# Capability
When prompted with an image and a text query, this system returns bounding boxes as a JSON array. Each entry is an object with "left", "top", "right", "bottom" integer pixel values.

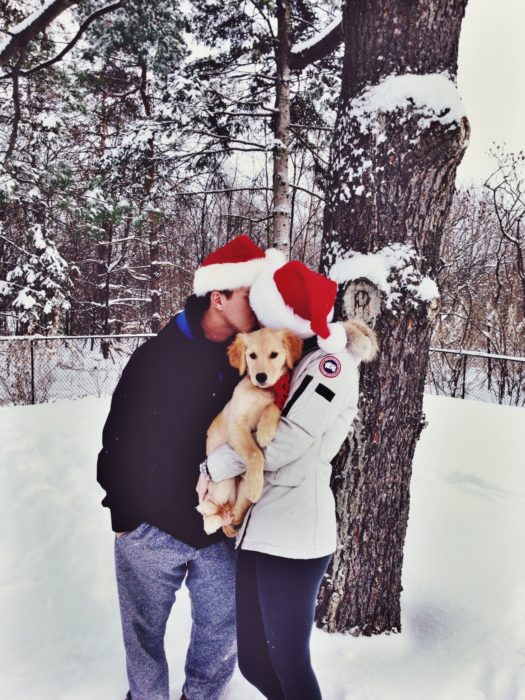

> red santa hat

[
  {"left": 193, "top": 234, "right": 284, "bottom": 296},
  {"left": 249, "top": 260, "right": 348, "bottom": 353}
]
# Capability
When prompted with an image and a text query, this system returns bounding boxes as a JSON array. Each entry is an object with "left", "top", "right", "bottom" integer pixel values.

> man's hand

[{"left": 196, "top": 472, "right": 210, "bottom": 505}]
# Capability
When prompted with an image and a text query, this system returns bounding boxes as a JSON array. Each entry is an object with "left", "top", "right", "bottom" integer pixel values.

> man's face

[{"left": 220, "top": 287, "right": 258, "bottom": 334}]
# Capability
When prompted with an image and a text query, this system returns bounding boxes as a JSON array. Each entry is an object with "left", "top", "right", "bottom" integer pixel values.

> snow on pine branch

[
  {"left": 329, "top": 242, "right": 440, "bottom": 314},
  {"left": 0, "top": 223, "right": 73, "bottom": 332},
  {"left": 345, "top": 73, "right": 466, "bottom": 135}
]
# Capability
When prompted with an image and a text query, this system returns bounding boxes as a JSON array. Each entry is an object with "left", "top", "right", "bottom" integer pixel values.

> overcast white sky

[{"left": 457, "top": 0, "right": 525, "bottom": 185}]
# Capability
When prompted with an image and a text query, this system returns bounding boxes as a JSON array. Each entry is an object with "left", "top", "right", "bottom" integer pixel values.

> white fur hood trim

[{"left": 342, "top": 319, "right": 379, "bottom": 363}]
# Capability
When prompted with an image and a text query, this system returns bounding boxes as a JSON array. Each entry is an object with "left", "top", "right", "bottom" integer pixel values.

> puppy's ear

[
  {"left": 282, "top": 331, "right": 303, "bottom": 369},
  {"left": 227, "top": 334, "right": 247, "bottom": 375}
]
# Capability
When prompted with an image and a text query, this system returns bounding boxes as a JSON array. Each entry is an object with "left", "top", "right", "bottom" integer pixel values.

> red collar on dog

[{"left": 266, "top": 371, "right": 291, "bottom": 411}]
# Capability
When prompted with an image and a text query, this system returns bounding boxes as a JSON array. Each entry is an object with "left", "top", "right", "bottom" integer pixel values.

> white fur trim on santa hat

[
  {"left": 194, "top": 257, "right": 264, "bottom": 296},
  {"left": 250, "top": 266, "right": 330, "bottom": 339},
  {"left": 193, "top": 248, "right": 285, "bottom": 296},
  {"left": 317, "top": 322, "right": 348, "bottom": 353}
]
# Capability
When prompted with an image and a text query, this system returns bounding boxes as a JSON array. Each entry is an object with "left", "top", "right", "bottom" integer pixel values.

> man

[{"left": 97, "top": 235, "right": 282, "bottom": 700}]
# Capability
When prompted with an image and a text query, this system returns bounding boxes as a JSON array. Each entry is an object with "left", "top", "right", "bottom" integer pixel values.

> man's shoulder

[{"left": 121, "top": 319, "right": 179, "bottom": 372}]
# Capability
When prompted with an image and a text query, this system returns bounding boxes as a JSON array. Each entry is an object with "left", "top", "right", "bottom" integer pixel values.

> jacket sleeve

[
  {"left": 207, "top": 351, "right": 358, "bottom": 481},
  {"left": 96, "top": 345, "right": 151, "bottom": 532}
]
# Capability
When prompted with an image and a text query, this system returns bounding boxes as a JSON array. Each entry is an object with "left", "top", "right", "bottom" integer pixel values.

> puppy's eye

[
  {"left": 269, "top": 351, "right": 278, "bottom": 359},
  {"left": 249, "top": 352, "right": 257, "bottom": 359}
]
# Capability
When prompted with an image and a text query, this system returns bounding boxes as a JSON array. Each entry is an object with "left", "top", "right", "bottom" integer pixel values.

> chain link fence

[
  {"left": 0, "top": 334, "right": 153, "bottom": 406},
  {"left": 1, "top": 335, "right": 524, "bottom": 407},
  {"left": 426, "top": 347, "right": 525, "bottom": 406}
]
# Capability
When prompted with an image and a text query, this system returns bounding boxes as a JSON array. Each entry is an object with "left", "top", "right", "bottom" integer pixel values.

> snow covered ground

[{"left": 1, "top": 394, "right": 524, "bottom": 700}]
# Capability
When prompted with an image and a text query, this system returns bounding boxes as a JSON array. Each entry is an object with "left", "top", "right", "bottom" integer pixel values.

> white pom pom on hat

[
  {"left": 193, "top": 234, "right": 285, "bottom": 296},
  {"left": 249, "top": 260, "right": 347, "bottom": 352}
]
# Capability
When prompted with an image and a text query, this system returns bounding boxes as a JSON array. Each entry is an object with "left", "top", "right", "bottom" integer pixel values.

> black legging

[{"left": 236, "top": 548, "right": 331, "bottom": 700}]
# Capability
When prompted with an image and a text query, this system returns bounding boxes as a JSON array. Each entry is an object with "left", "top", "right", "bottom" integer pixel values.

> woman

[{"left": 199, "top": 260, "right": 379, "bottom": 699}]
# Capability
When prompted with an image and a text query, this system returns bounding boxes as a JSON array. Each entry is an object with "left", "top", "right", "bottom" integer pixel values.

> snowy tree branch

[
  {"left": 289, "top": 182, "right": 324, "bottom": 201},
  {"left": 191, "top": 130, "right": 267, "bottom": 150},
  {"left": 289, "top": 15, "right": 343, "bottom": 71},
  {"left": 171, "top": 187, "right": 272, "bottom": 197},
  {"left": 0, "top": 0, "right": 82, "bottom": 68},
  {"left": 2, "top": 52, "right": 24, "bottom": 166},
  {"left": 0, "top": 232, "right": 32, "bottom": 257},
  {"left": 18, "top": 1, "right": 128, "bottom": 77}
]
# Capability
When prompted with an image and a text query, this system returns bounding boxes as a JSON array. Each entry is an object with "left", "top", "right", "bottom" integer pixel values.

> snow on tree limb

[
  {"left": 0, "top": 0, "right": 82, "bottom": 67},
  {"left": 19, "top": 1, "right": 128, "bottom": 77},
  {"left": 290, "top": 14, "right": 343, "bottom": 71}
]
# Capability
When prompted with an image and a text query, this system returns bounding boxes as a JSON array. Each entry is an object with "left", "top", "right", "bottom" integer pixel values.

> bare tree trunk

[
  {"left": 272, "top": 0, "right": 291, "bottom": 257},
  {"left": 139, "top": 61, "right": 161, "bottom": 334},
  {"left": 316, "top": 0, "right": 470, "bottom": 635},
  {"left": 485, "top": 152, "right": 525, "bottom": 322},
  {"left": 148, "top": 201, "right": 161, "bottom": 334},
  {"left": 96, "top": 222, "right": 113, "bottom": 338}
]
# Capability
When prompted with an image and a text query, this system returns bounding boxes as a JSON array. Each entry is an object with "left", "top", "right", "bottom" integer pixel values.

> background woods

[
  {"left": 0, "top": 0, "right": 341, "bottom": 335},
  {"left": 1, "top": 0, "right": 524, "bottom": 641}
]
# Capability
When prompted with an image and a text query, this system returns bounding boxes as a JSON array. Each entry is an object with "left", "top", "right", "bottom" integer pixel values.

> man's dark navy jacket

[{"left": 96, "top": 295, "right": 239, "bottom": 549}]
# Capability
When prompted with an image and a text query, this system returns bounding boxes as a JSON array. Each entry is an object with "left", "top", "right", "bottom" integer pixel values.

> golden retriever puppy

[{"left": 197, "top": 328, "right": 303, "bottom": 537}]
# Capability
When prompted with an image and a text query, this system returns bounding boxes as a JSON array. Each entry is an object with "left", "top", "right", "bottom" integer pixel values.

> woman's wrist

[{"left": 199, "top": 457, "right": 212, "bottom": 480}]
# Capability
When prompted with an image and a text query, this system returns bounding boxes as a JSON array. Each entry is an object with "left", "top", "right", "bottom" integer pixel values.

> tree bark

[
  {"left": 316, "top": 0, "right": 470, "bottom": 635},
  {"left": 272, "top": 0, "right": 292, "bottom": 256}
]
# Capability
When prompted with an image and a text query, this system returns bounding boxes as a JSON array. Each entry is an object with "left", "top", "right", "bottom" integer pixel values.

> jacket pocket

[{"left": 265, "top": 462, "right": 307, "bottom": 487}]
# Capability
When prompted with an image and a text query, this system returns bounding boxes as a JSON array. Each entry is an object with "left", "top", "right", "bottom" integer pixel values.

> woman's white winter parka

[{"left": 206, "top": 319, "right": 378, "bottom": 559}]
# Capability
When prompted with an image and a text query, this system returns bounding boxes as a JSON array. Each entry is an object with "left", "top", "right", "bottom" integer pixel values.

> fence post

[
  {"left": 30, "top": 339, "right": 35, "bottom": 405},
  {"left": 461, "top": 352, "right": 467, "bottom": 400}
]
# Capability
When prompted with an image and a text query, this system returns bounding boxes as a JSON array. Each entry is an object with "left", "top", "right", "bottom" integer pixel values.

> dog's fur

[{"left": 197, "top": 328, "right": 303, "bottom": 537}]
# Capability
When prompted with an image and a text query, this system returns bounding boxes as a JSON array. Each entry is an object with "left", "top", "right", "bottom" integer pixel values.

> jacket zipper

[{"left": 237, "top": 504, "right": 254, "bottom": 549}]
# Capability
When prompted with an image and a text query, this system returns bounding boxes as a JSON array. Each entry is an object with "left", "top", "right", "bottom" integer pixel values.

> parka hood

[{"left": 342, "top": 319, "right": 379, "bottom": 363}]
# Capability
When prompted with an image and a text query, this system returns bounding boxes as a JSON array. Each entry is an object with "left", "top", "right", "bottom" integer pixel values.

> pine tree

[{"left": 0, "top": 222, "right": 73, "bottom": 334}]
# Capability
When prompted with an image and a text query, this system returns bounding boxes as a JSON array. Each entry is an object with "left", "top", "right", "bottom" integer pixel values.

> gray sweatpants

[{"left": 114, "top": 522, "right": 237, "bottom": 700}]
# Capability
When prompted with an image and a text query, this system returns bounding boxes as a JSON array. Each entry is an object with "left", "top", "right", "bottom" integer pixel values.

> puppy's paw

[
  {"left": 203, "top": 514, "right": 224, "bottom": 535},
  {"left": 246, "top": 470, "right": 264, "bottom": 503},
  {"left": 223, "top": 523, "right": 241, "bottom": 538},
  {"left": 256, "top": 423, "right": 277, "bottom": 448},
  {"left": 196, "top": 500, "right": 219, "bottom": 516}
]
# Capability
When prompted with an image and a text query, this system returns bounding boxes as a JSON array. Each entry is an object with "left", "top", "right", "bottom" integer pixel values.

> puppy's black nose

[{"left": 255, "top": 373, "right": 267, "bottom": 384}]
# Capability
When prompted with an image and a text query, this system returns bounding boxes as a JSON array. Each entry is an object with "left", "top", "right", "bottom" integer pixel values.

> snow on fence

[{"left": 0, "top": 335, "right": 524, "bottom": 407}]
